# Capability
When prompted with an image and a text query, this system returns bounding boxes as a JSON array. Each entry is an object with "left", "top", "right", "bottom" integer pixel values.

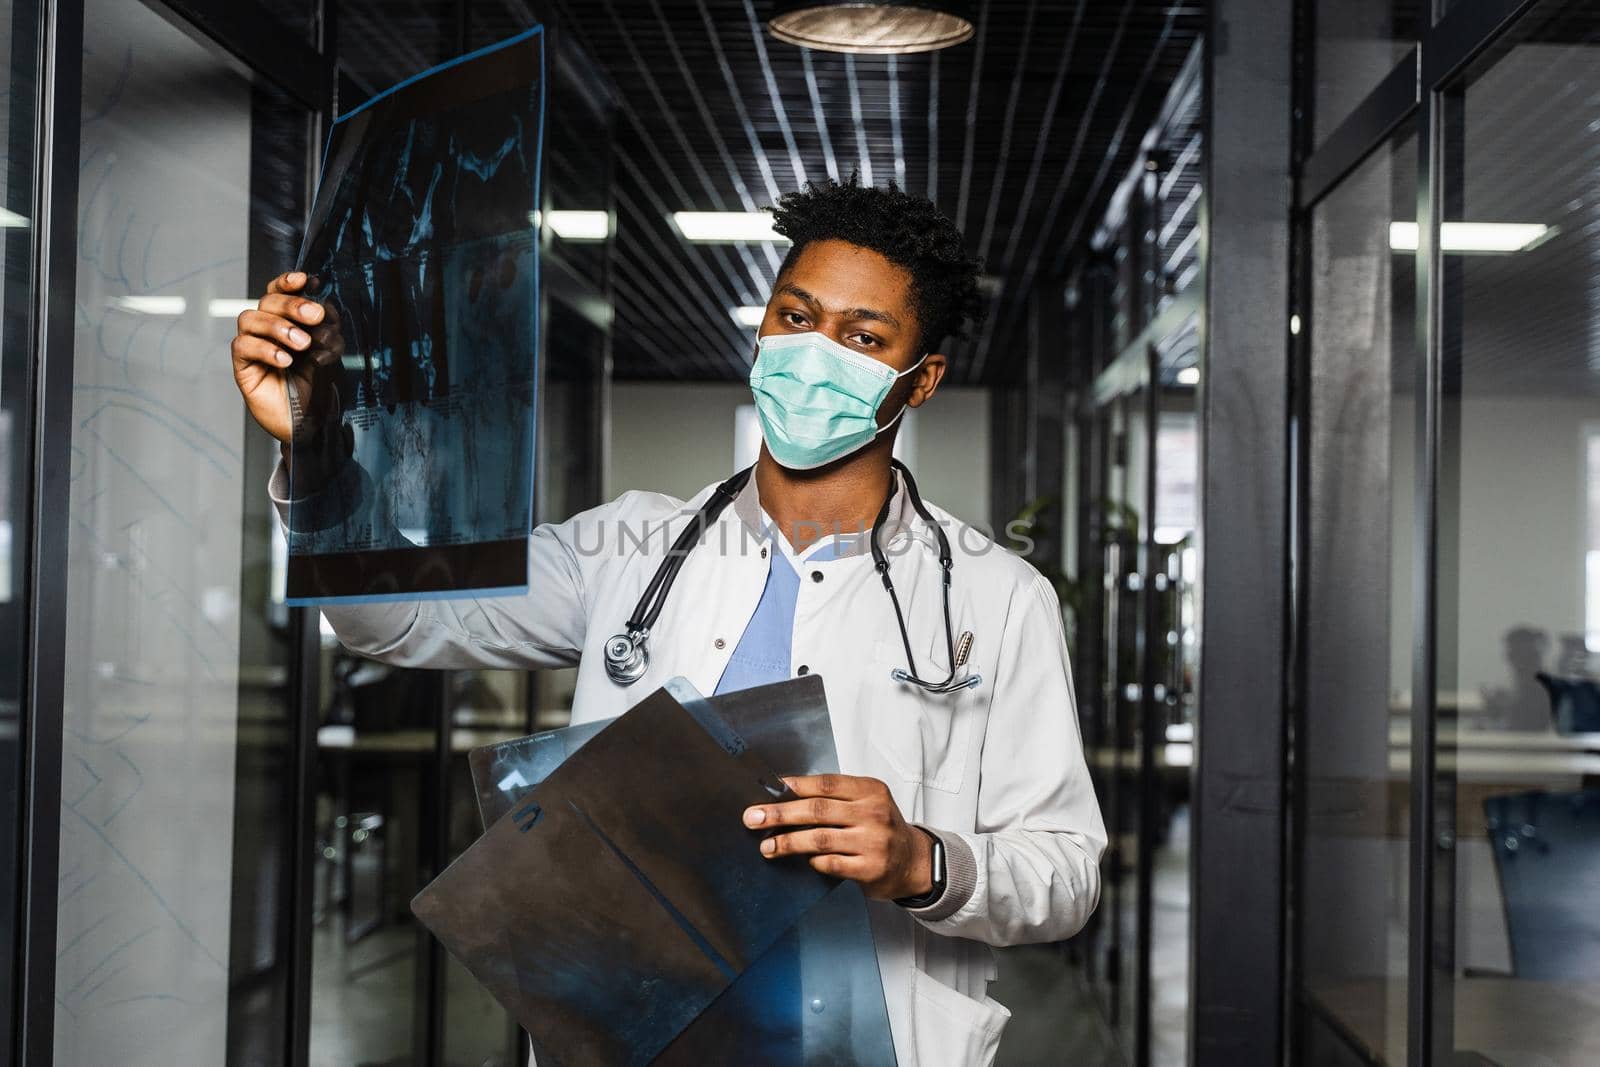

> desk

[
  {"left": 317, "top": 724, "right": 527, "bottom": 754},
  {"left": 1310, "top": 977, "right": 1600, "bottom": 1066}
]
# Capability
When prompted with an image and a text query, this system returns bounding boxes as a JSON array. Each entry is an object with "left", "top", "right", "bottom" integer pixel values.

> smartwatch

[{"left": 894, "top": 828, "right": 946, "bottom": 909}]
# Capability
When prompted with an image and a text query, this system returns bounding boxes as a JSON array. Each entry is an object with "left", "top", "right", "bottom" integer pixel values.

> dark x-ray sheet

[
  {"left": 465, "top": 676, "right": 898, "bottom": 1066},
  {"left": 469, "top": 675, "right": 837, "bottom": 827},
  {"left": 285, "top": 26, "right": 545, "bottom": 604},
  {"left": 413, "top": 686, "right": 840, "bottom": 1065}
]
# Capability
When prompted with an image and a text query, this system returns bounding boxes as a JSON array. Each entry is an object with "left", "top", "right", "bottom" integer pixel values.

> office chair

[
  {"left": 1483, "top": 789, "right": 1600, "bottom": 981},
  {"left": 1535, "top": 672, "right": 1600, "bottom": 735}
]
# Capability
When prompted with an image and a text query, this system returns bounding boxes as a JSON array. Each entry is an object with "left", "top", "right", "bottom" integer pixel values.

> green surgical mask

[{"left": 749, "top": 331, "right": 926, "bottom": 471}]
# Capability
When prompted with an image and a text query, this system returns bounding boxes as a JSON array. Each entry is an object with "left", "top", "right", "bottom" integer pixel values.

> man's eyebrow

[{"left": 774, "top": 283, "right": 903, "bottom": 330}]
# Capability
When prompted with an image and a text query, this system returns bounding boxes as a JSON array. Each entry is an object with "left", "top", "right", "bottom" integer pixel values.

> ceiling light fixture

[
  {"left": 209, "top": 298, "right": 258, "bottom": 319},
  {"left": 768, "top": 1, "right": 974, "bottom": 54},
  {"left": 1388, "top": 221, "right": 1553, "bottom": 254},
  {"left": 732, "top": 306, "right": 768, "bottom": 328},
  {"left": 672, "top": 211, "right": 789, "bottom": 244},
  {"left": 0, "top": 208, "right": 29, "bottom": 228},
  {"left": 1176, "top": 366, "right": 1200, "bottom": 387},
  {"left": 528, "top": 210, "right": 613, "bottom": 241},
  {"left": 108, "top": 295, "right": 186, "bottom": 315}
]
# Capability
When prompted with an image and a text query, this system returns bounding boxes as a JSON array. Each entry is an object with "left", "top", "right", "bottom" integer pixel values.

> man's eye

[
  {"left": 848, "top": 333, "right": 880, "bottom": 349},
  {"left": 782, "top": 310, "right": 809, "bottom": 327}
]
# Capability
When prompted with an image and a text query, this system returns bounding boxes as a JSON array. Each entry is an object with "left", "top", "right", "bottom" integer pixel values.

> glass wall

[
  {"left": 1433, "top": 6, "right": 1600, "bottom": 1062},
  {"left": 1298, "top": 127, "right": 1417, "bottom": 1065},
  {"left": 53, "top": 0, "right": 279, "bottom": 1059}
]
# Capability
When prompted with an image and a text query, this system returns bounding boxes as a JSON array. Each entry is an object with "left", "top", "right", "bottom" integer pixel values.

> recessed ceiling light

[
  {"left": 1176, "top": 366, "right": 1200, "bottom": 386},
  {"left": 769, "top": 1, "right": 975, "bottom": 55},
  {"left": 732, "top": 305, "right": 768, "bottom": 328},
  {"left": 550, "top": 210, "right": 611, "bottom": 241},
  {"left": 108, "top": 295, "right": 186, "bottom": 315},
  {"left": 671, "top": 211, "right": 789, "bottom": 243},
  {"left": 528, "top": 210, "right": 612, "bottom": 241},
  {"left": 1388, "top": 221, "right": 1553, "bottom": 254},
  {"left": 209, "top": 298, "right": 258, "bottom": 319}
]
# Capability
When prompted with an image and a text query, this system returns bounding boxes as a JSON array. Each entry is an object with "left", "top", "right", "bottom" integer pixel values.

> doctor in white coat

[{"left": 231, "top": 176, "right": 1106, "bottom": 1066}]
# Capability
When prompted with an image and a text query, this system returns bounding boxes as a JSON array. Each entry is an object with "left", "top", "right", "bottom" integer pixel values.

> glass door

[{"left": 1430, "top": 6, "right": 1600, "bottom": 1064}]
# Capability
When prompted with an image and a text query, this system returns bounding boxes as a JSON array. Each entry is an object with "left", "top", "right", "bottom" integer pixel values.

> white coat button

[
  {"left": 714, "top": 637, "right": 726, "bottom": 649},
  {"left": 809, "top": 997, "right": 826, "bottom": 1014},
  {"left": 797, "top": 664, "right": 809, "bottom": 676},
  {"left": 810, "top": 570, "right": 823, "bottom": 583}
]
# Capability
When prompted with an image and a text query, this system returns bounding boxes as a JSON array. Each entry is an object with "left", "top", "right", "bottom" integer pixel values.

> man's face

[{"left": 755, "top": 238, "right": 946, "bottom": 423}]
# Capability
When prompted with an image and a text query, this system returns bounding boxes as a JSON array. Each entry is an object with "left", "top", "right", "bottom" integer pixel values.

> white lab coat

[{"left": 296, "top": 470, "right": 1106, "bottom": 1066}]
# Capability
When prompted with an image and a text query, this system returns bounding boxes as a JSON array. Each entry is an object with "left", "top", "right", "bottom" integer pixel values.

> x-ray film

[
  {"left": 413, "top": 686, "right": 838, "bottom": 1065},
  {"left": 463, "top": 676, "right": 898, "bottom": 1065},
  {"left": 285, "top": 26, "right": 545, "bottom": 603},
  {"left": 469, "top": 675, "right": 836, "bottom": 827}
]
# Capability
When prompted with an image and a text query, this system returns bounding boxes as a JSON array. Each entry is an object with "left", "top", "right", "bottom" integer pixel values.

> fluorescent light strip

[
  {"left": 526, "top": 210, "right": 613, "bottom": 241},
  {"left": 0, "top": 208, "right": 28, "bottom": 228},
  {"left": 108, "top": 295, "right": 186, "bottom": 315},
  {"left": 208, "top": 298, "right": 258, "bottom": 319},
  {"left": 1176, "top": 366, "right": 1200, "bottom": 386},
  {"left": 1389, "top": 221, "right": 1552, "bottom": 253},
  {"left": 732, "top": 306, "right": 767, "bottom": 328},
  {"left": 672, "top": 211, "right": 789, "bottom": 244}
]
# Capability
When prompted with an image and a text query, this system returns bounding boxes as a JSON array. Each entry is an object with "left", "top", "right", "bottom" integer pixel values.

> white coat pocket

[
  {"left": 865, "top": 634, "right": 983, "bottom": 795},
  {"left": 910, "top": 967, "right": 1010, "bottom": 1067}
]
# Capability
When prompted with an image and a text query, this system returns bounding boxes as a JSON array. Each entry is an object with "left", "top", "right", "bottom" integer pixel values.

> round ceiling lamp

[{"left": 768, "top": 2, "right": 975, "bottom": 55}]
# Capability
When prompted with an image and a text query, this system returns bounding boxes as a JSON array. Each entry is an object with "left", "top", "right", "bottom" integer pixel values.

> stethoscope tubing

[{"left": 603, "top": 461, "right": 979, "bottom": 694}]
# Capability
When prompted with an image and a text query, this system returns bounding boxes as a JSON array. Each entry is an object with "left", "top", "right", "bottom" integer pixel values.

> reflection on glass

[
  {"left": 1312, "top": 0, "right": 1421, "bottom": 148},
  {"left": 1436, "top": 6, "right": 1600, "bottom": 1062},
  {"left": 1299, "top": 126, "right": 1417, "bottom": 1064}
]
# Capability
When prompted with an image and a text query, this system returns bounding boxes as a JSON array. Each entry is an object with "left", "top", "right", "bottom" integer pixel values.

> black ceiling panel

[{"left": 341, "top": 0, "right": 1205, "bottom": 384}]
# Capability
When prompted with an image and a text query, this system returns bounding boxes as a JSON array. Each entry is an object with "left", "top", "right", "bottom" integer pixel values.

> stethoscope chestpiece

[{"left": 604, "top": 629, "right": 649, "bottom": 685}]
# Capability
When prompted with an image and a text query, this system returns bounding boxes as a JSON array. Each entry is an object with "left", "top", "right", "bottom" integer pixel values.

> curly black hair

[{"left": 767, "top": 176, "right": 985, "bottom": 352}]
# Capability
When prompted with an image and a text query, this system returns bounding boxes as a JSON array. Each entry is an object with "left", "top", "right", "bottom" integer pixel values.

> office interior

[{"left": 2, "top": 0, "right": 1597, "bottom": 1064}]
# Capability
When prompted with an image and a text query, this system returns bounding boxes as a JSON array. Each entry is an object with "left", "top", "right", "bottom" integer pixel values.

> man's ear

[{"left": 908, "top": 353, "right": 947, "bottom": 408}]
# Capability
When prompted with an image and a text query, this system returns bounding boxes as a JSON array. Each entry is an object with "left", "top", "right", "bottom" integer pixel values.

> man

[{"left": 232, "top": 177, "right": 1104, "bottom": 1065}]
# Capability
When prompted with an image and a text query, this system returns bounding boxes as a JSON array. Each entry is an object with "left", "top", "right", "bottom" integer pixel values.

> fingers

[
  {"left": 257, "top": 292, "right": 326, "bottom": 326},
  {"left": 231, "top": 332, "right": 293, "bottom": 370},
  {"left": 780, "top": 773, "right": 873, "bottom": 801},
  {"left": 742, "top": 796, "right": 851, "bottom": 830},
  {"left": 265, "top": 270, "right": 308, "bottom": 295},
  {"left": 808, "top": 854, "right": 871, "bottom": 880},
  {"left": 760, "top": 826, "right": 865, "bottom": 859},
  {"left": 238, "top": 308, "right": 313, "bottom": 352}
]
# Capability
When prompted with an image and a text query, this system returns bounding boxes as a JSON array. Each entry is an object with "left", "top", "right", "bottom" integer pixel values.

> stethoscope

[{"left": 603, "top": 459, "right": 982, "bottom": 695}]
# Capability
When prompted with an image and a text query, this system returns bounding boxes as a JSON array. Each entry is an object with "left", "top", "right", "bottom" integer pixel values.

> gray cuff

[{"left": 902, "top": 826, "right": 977, "bottom": 923}]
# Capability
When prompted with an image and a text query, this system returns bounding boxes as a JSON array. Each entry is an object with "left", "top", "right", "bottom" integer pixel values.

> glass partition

[
  {"left": 53, "top": 1, "right": 294, "bottom": 1059},
  {"left": 1433, "top": 6, "right": 1600, "bottom": 1063},
  {"left": 1298, "top": 126, "right": 1417, "bottom": 1065}
]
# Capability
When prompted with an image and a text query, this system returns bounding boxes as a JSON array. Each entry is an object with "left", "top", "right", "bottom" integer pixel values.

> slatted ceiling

[{"left": 339, "top": 0, "right": 1204, "bottom": 383}]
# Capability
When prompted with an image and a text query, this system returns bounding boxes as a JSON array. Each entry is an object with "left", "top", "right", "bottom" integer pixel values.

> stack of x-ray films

[{"left": 412, "top": 675, "right": 898, "bottom": 1066}]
